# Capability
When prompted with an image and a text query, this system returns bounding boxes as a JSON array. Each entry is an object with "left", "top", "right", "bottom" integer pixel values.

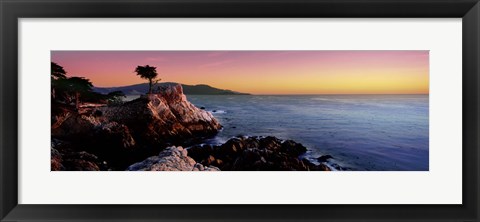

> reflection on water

[{"left": 187, "top": 94, "right": 429, "bottom": 171}]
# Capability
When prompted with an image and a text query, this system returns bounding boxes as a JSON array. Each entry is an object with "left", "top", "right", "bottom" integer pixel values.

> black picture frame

[{"left": 1, "top": 0, "right": 479, "bottom": 221}]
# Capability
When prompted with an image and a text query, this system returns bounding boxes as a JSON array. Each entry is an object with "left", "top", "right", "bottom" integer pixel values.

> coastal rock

[
  {"left": 316, "top": 163, "right": 332, "bottom": 171},
  {"left": 102, "top": 84, "right": 222, "bottom": 147},
  {"left": 93, "top": 122, "right": 136, "bottom": 150},
  {"left": 51, "top": 84, "right": 222, "bottom": 170},
  {"left": 61, "top": 151, "right": 102, "bottom": 171},
  {"left": 187, "top": 136, "right": 329, "bottom": 171},
  {"left": 281, "top": 139, "right": 308, "bottom": 156},
  {"left": 317, "top": 155, "right": 333, "bottom": 162},
  {"left": 51, "top": 112, "right": 99, "bottom": 138},
  {"left": 51, "top": 147, "right": 65, "bottom": 171},
  {"left": 51, "top": 141, "right": 104, "bottom": 171},
  {"left": 127, "top": 146, "right": 220, "bottom": 171},
  {"left": 51, "top": 111, "right": 136, "bottom": 169},
  {"left": 51, "top": 111, "right": 135, "bottom": 151}
]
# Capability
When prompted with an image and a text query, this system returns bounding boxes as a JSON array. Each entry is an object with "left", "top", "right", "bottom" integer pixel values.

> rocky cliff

[
  {"left": 51, "top": 84, "right": 222, "bottom": 170},
  {"left": 51, "top": 84, "right": 331, "bottom": 171},
  {"left": 102, "top": 84, "right": 221, "bottom": 147}
]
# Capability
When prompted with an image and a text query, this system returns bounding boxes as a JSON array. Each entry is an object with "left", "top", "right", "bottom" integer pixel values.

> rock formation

[
  {"left": 127, "top": 146, "right": 219, "bottom": 171},
  {"left": 51, "top": 139, "right": 108, "bottom": 171},
  {"left": 187, "top": 136, "right": 331, "bottom": 171},
  {"left": 51, "top": 84, "right": 222, "bottom": 170},
  {"left": 101, "top": 84, "right": 222, "bottom": 148},
  {"left": 51, "top": 84, "right": 332, "bottom": 171}
]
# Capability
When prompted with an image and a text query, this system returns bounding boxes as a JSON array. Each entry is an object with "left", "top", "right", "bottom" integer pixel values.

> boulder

[
  {"left": 127, "top": 146, "right": 220, "bottom": 171},
  {"left": 317, "top": 155, "right": 334, "bottom": 162},
  {"left": 186, "top": 136, "right": 330, "bottom": 171},
  {"left": 281, "top": 139, "right": 307, "bottom": 156}
]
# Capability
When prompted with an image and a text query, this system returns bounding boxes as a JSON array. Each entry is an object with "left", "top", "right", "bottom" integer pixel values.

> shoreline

[
  {"left": 51, "top": 84, "right": 333, "bottom": 171},
  {"left": 188, "top": 94, "right": 428, "bottom": 171},
  {"left": 192, "top": 134, "right": 341, "bottom": 171},
  {"left": 51, "top": 84, "right": 428, "bottom": 171}
]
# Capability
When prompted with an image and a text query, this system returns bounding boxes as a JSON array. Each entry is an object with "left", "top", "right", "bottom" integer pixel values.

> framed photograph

[{"left": 1, "top": 0, "right": 479, "bottom": 221}]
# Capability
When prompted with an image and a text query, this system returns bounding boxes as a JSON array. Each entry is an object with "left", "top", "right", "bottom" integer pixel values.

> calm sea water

[{"left": 186, "top": 94, "right": 429, "bottom": 171}]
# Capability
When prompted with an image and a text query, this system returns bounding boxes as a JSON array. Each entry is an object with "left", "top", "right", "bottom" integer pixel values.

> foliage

[
  {"left": 134, "top": 65, "right": 160, "bottom": 94},
  {"left": 51, "top": 62, "right": 126, "bottom": 109},
  {"left": 51, "top": 62, "right": 68, "bottom": 100},
  {"left": 57, "top": 77, "right": 94, "bottom": 109},
  {"left": 63, "top": 77, "right": 93, "bottom": 93},
  {"left": 51, "top": 62, "right": 67, "bottom": 80}
]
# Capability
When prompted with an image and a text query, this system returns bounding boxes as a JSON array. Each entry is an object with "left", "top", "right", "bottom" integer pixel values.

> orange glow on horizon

[{"left": 51, "top": 51, "right": 429, "bottom": 95}]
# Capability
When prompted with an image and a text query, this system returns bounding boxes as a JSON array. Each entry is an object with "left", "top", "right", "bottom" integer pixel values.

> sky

[{"left": 51, "top": 51, "right": 429, "bottom": 95}]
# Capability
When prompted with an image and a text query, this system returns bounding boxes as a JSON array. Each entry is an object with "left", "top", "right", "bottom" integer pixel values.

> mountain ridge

[{"left": 93, "top": 82, "right": 250, "bottom": 95}]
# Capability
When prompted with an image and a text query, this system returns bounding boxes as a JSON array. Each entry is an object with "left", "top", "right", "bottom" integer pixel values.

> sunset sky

[{"left": 51, "top": 51, "right": 429, "bottom": 95}]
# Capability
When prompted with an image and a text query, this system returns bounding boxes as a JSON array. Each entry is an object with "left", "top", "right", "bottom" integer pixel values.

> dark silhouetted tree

[
  {"left": 51, "top": 62, "right": 67, "bottom": 99},
  {"left": 64, "top": 77, "right": 93, "bottom": 109},
  {"left": 134, "top": 65, "right": 160, "bottom": 94},
  {"left": 51, "top": 62, "right": 120, "bottom": 110},
  {"left": 51, "top": 62, "right": 67, "bottom": 79}
]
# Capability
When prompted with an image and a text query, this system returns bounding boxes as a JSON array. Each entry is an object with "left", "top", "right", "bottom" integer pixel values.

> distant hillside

[{"left": 93, "top": 82, "right": 250, "bottom": 95}]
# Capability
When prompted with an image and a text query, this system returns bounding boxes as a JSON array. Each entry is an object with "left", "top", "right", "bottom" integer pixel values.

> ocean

[{"left": 186, "top": 94, "right": 429, "bottom": 171}]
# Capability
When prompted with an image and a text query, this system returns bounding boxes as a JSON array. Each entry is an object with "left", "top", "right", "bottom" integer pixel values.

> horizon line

[
  {"left": 93, "top": 82, "right": 429, "bottom": 96},
  {"left": 249, "top": 93, "right": 429, "bottom": 96}
]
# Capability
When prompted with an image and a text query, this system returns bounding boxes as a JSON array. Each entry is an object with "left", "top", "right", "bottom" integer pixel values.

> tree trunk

[
  {"left": 75, "top": 91, "right": 80, "bottom": 110},
  {"left": 148, "top": 79, "right": 153, "bottom": 94}
]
